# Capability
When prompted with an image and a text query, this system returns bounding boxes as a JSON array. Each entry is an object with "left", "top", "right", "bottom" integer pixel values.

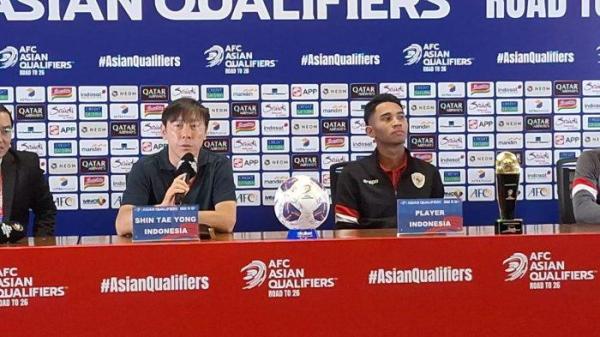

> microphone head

[
  {"left": 181, "top": 152, "right": 195, "bottom": 163},
  {"left": 175, "top": 152, "right": 197, "bottom": 179}
]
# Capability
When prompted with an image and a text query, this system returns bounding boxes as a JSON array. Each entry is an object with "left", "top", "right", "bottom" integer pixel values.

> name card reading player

[
  {"left": 397, "top": 199, "right": 463, "bottom": 234},
  {"left": 132, "top": 205, "right": 199, "bottom": 242}
]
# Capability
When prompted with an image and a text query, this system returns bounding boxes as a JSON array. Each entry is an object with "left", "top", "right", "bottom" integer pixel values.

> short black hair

[
  {"left": 0, "top": 104, "right": 12, "bottom": 127},
  {"left": 364, "top": 93, "right": 404, "bottom": 125},
  {"left": 162, "top": 98, "right": 210, "bottom": 128}
]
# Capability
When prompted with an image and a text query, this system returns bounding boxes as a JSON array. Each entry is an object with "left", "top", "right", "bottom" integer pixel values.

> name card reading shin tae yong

[
  {"left": 397, "top": 199, "right": 463, "bottom": 234},
  {"left": 132, "top": 205, "right": 200, "bottom": 242}
]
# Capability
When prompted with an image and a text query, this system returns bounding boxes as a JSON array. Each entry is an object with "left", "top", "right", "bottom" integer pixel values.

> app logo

[
  {"left": 232, "top": 156, "right": 260, "bottom": 171},
  {"left": 291, "top": 85, "right": 319, "bottom": 100}
]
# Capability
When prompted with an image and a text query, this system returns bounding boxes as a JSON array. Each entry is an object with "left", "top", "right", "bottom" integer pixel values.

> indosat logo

[
  {"left": 204, "top": 44, "right": 276, "bottom": 75},
  {"left": 503, "top": 252, "right": 597, "bottom": 290},
  {"left": 403, "top": 43, "right": 473, "bottom": 73},
  {"left": 241, "top": 259, "right": 336, "bottom": 299},
  {"left": 0, "top": 45, "right": 73, "bottom": 76}
]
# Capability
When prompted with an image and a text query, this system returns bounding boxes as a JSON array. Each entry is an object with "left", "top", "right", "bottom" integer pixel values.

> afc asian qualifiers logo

[
  {"left": 241, "top": 260, "right": 267, "bottom": 289},
  {"left": 403, "top": 43, "right": 473, "bottom": 72},
  {"left": 403, "top": 44, "right": 422, "bottom": 65},
  {"left": 204, "top": 44, "right": 276, "bottom": 74},
  {"left": 0, "top": 46, "right": 18, "bottom": 69},
  {"left": 240, "top": 259, "right": 336, "bottom": 298},
  {"left": 503, "top": 253, "right": 528, "bottom": 281},
  {"left": 204, "top": 45, "right": 224, "bottom": 67},
  {"left": 503, "top": 252, "right": 597, "bottom": 290}
]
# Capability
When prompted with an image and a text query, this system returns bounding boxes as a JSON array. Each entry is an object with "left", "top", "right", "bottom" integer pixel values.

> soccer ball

[{"left": 274, "top": 175, "right": 330, "bottom": 230}]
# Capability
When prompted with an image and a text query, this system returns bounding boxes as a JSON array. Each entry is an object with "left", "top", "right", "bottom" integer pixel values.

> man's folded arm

[
  {"left": 572, "top": 151, "right": 600, "bottom": 224},
  {"left": 30, "top": 153, "right": 57, "bottom": 236},
  {"left": 334, "top": 169, "right": 362, "bottom": 229}
]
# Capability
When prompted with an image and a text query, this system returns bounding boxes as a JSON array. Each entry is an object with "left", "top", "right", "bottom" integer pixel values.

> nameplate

[
  {"left": 132, "top": 205, "right": 200, "bottom": 242},
  {"left": 397, "top": 199, "right": 463, "bottom": 234}
]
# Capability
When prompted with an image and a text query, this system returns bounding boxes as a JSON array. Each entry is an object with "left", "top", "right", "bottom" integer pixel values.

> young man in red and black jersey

[{"left": 334, "top": 94, "right": 444, "bottom": 229}]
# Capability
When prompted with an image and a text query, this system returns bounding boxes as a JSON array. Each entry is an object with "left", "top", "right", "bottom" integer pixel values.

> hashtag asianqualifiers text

[
  {"left": 98, "top": 54, "right": 181, "bottom": 68},
  {"left": 100, "top": 274, "right": 209, "bottom": 294},
  {"left": 368, "top": 266, "right": 473, "bottom": 285}
]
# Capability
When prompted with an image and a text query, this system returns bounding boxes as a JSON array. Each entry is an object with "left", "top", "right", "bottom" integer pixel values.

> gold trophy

[{"left": 495, "top": 152, "right": 523, "bottom": 234}]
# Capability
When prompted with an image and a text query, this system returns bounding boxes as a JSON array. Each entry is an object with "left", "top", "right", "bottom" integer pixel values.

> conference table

[{"left": 2, "top": 224, "right": 600, "bottom": 337}]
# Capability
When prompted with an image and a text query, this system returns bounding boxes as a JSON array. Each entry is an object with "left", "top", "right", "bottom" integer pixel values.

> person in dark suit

[{"left": 0, "top": 104, "right": 56, "bottom": 236}]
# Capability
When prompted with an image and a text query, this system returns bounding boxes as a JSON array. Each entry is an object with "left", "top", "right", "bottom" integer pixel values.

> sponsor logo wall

[{"left": 3, "top": 81, "right": 595, "bottom": 211}]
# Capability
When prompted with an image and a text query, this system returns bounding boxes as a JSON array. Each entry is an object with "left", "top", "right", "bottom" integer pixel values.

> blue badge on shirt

[
  {"left": 397, "top": 199, "right": 463, "bottom": 234},
  {"left": 132, "top": 205, "right": 200, "bottom": 242}
]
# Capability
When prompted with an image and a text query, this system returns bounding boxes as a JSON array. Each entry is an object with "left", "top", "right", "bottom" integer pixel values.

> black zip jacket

[{"left": 334, "top": 149, "right": 444, "bottom": 229}]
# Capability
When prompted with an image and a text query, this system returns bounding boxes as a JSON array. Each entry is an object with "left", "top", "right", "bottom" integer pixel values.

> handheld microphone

[
  {"left": 174, "top": 153, "right": 197, "bottom": 205},
  {"left": 0, "top": 221, "right": 25, "bottom": 244}
]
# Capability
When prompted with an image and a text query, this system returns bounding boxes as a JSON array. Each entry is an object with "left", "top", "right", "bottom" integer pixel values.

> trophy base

[{"left": 495, "top": 219, "right": 524, "bottom": 235}]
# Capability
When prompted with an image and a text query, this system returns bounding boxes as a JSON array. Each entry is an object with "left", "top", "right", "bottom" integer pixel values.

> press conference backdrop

[{"left": 1, "top": 1, "right": 600, "bottom": 234}]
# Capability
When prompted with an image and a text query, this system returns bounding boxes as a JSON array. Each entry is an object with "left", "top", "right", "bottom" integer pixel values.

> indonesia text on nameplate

[{"left": 397, "top": 199, "right": 463, "bottom": 234}]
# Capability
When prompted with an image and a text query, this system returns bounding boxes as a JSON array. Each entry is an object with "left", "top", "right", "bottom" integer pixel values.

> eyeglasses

[{"left": 0, "top": 126, "right": 12, "bottom": 137}]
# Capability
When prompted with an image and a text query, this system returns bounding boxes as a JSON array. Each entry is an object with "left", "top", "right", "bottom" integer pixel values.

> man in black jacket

[
  {"left": 335, "top": 94, "right": 444, "bottom": 229},
  {"left": 0, "top": 105, "right": 56, "bottom": 236}
]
